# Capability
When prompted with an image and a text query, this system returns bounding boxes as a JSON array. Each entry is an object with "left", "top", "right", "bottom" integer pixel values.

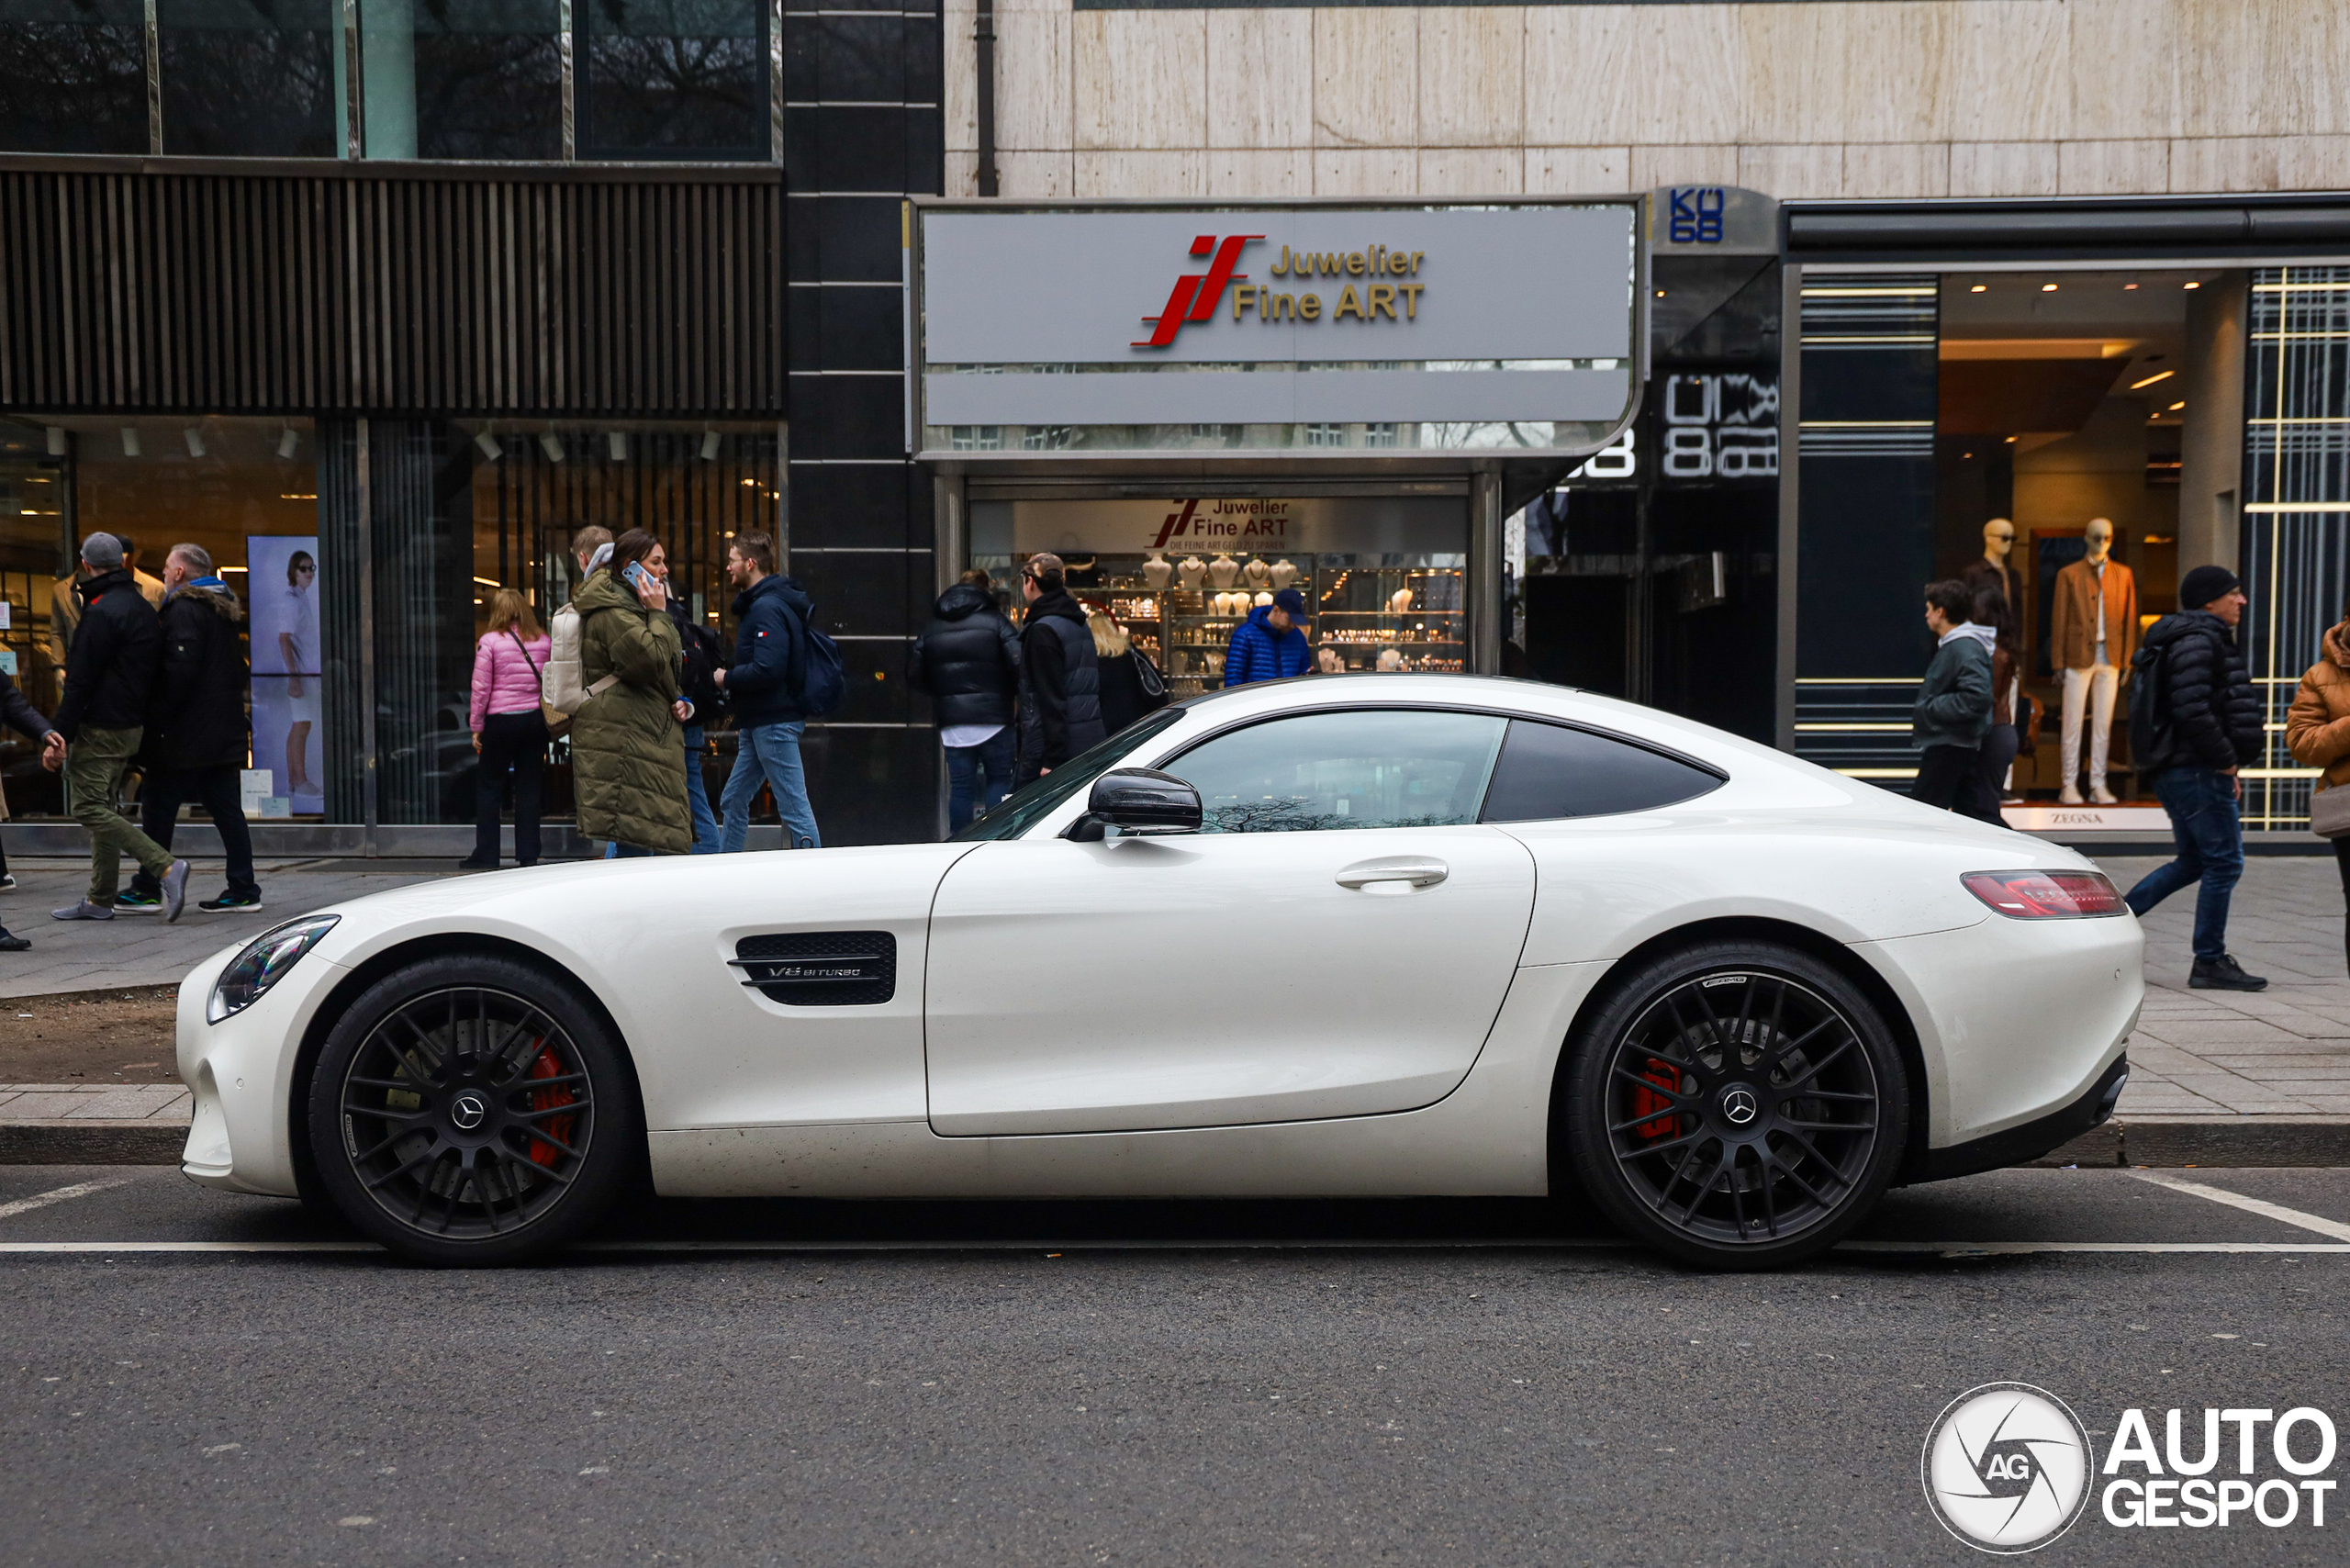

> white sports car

[{"left": 177, "top": 674, "right": 2142, "bottom": 1268}]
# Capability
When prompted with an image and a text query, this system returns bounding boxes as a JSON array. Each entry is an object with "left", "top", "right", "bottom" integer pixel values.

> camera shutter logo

[{"left": 1921, "top": 1383, "right": 2093, "bottom": 1553}]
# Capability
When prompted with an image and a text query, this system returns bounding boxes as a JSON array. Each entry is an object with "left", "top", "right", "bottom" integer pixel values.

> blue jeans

[
  {"left": 683, "top": 723, "right": 721, "bottom": 854},
  {"left": 946, "top": 728, "right": 1017, "bottom": 832},
  {"left": 722, "top": 720, "right": 821, "bottom": 852},
  {"left": 2126, "top": 766, "right": 2244, "bottom": 962}
]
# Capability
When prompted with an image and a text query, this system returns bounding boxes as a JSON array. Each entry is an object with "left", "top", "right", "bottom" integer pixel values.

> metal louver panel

[{"left": 0, "top": 157, "right": 784, "bottom": 417}]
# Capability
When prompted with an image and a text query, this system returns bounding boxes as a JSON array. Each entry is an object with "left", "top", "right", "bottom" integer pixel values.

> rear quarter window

[{"left": 1478, "top": 719, "right": 1724, "bottom": 823}]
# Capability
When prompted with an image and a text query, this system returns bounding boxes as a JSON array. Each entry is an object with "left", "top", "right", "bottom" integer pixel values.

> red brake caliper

[
  {"left": 527, "top": 1044, "right": 576, "bottom": 1168},
  {"left": 1631, "top": 1058, "right": 1681, "bottom": 1144}
]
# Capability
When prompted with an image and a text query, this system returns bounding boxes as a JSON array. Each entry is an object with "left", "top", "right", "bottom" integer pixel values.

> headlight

[{"left": 207, "top": 915, "right": 341, "bottom": 1024}]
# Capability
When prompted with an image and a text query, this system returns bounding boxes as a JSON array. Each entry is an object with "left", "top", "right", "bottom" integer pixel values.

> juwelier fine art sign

[{"left": 908, "top": 199, "right": 1642, "bottom": 459}]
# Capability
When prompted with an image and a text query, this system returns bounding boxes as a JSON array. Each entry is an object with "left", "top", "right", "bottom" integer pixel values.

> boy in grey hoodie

[{"left": 1912, "top": 578, "right": 2002, "bottom": 823}]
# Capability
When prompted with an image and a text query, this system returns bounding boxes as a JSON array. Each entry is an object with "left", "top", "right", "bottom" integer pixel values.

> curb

[
  {"left": 0, "top": 1120, "right": 186, "bottom": 1165},
  {"left": 2029, "top": 1116, "right": 2350, "bottom": 1169}
]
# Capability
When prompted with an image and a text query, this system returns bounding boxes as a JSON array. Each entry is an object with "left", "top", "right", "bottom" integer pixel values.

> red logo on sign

[
  {"left": 1133, "top": 235, "right": 1263, "bottom": 348},
  {"left": 1149, "top": 498, "right": 1203, "bottom": 549}
]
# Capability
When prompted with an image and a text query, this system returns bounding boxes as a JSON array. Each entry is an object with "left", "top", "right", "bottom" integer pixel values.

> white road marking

[
  {"left": 0, "top": 1237, "right": 2344, "bottom": 1256},
  {"left": 0, "top": 1178, "right": 137, "bottom": 1221},
  {"left": 2129, "top": 1170, "right": 2350, "bottom": 1242}
]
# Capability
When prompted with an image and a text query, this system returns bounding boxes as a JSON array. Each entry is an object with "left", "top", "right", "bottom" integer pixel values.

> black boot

[{"left": 2190, "top": 955, "right": 2268, "bottom": 991}]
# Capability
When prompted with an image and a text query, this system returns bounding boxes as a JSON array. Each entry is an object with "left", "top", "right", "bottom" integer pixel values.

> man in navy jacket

[
  {"left": 1224, "top": 588, "right": 1315, "bottom": 686},
  {"left": 711, "top": 531, "right": 822, "bottom": 850}
]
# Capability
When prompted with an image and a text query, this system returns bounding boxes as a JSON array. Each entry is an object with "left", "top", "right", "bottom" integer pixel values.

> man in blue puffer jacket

[{"left": 1224, "top": 588, "right": 1314, "bottom": 686}]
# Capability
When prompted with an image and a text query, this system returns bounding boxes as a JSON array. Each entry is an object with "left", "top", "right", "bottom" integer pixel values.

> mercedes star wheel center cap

[
  {"left": 1720, "top": 1086, "right": 1759, "bottom": 1126},
  {"left": 451, "top": 1092, "right": 488, "bottom": 1131}
]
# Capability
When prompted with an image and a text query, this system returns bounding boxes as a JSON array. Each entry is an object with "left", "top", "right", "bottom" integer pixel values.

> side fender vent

[{"left": 731, "top": 931, "right": 897, "bottom": 1006}]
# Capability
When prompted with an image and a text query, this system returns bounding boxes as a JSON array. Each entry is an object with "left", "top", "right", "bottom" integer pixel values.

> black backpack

[{"left": 2128, "top": 633, "right": 2171, "bottom": 773}]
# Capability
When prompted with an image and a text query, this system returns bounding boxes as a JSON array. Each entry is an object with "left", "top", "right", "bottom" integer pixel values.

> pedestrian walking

[
  {"left": 2286, "top": 600, "right": 2350, "bottom": 973},
  {"left": 1013, "top": 553, "right": 1104, "bottom": 784},
  {"left": 459, "top": 587, "right": 553, "bottom": 871},
  {"left": 120, "top": 544, "right": 262, "bottom": 914},
  {"left": 1089, "top": 605, "right": 1169, "bottom": 735},
  {"left": 568, "top": 528, "right": 693, "bottom": 858},
  {"left": 911, "top": 568, "right": 1020, "bottom": 831},
  {"left": 1974, "top": 583, "right": 2027, "bottom": 810},
  {"left": 1223, "top": 587, "right": 1314, "bottom": 686},
  {"left": 671, "top": 593, "right": 726, "bottom": 854},
  {"left": 713, "top": 531, "right": 822, "bottom": 851},
  {"left": 49, "top": 532, "right": 189, "bottom": 922},
  {"left": 1910, "top": 578, "right": 2001, "bottom": 823},
  {"left": 0, "top": 660, "right": 63, "bottom": 946},
  {"left": 2123, "top": 565, "right": 2266, "bottom": 991}
]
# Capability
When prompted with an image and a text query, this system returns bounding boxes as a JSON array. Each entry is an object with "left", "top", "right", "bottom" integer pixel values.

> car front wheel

[
  {"left": 1562, "top": 940, "right": 1908, "bottom": 1269},
  {"left": 306, "top": 955, "right": 641, "bottom": 1265}
]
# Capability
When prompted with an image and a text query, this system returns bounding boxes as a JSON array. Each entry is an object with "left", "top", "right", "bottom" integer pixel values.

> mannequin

[
  {"left": 1958, "top": 518, "right": 2022, "bottom": 638},
  {"left": 1177, "top": 555, "right": 1206, "bottom": 592},
  {"left": 1142, "top": 552, "right": 1171, "bottom": 590},
  {"left": 1207, "top": 554, "right": 1238, "bottom": 590},
  {"left": 1242, "top": 557, "right": 1270, "bottom": 589},
  {"left": 1269, "top": 559, "right": 1298, "bottom": 589},
  {"left": 2050, "top": 517, "right": 2138, "bottom": 805}
]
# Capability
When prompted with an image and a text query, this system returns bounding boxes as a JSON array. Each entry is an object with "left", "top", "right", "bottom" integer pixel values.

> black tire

[
  {"left": 306, "top": 954, "right": 642, "bottom": 1265},
  {"left": 1561, "top": 940, "right": 1909, "bottom": 1270}
]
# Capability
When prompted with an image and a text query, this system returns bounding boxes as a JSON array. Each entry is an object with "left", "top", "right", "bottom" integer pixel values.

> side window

[
  {"left": 1164, "top": 710, "right": 1508, "bottom": 834},
  {"left": 1479, "top": 720, "right": 1723, "bottom": 822}
]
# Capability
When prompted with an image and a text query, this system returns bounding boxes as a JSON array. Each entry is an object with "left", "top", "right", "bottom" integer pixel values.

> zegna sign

[{"left": 911, "top": 200, "right": 1642, "bottom": 454}]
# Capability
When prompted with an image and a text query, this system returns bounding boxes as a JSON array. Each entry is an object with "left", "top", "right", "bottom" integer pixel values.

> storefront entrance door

[{"left": 923, "top": 826, "right": 1535, "bottom": 1135}]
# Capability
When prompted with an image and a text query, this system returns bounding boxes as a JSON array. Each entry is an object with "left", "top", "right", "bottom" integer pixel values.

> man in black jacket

[
  {"left": 711, "top": 531, "right": 822, "bottom": 852},
  {"left": 2124, "top": 565, "right": 2266, "bottom": 990},
  {"left": 1013, "top": 554, "right": 1104, "bottom": 785},
  {"left": 122, "top": 544, "right": 261, "bottom": 913},
  {"left": 49, "top": 533, "right": 189, "bottom": 922},
  {"left": 911, "top": 568, "right": 1021, "bottom": 829}
]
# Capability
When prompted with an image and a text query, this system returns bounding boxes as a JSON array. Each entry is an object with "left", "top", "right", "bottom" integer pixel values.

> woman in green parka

[{"left": 571, "top": 528, "right": 694, "bottom": 856}]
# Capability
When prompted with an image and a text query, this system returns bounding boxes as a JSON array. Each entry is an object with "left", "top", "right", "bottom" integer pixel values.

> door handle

[{"left": 1335, "top": 857, "right": 1449, "bottom": 890}]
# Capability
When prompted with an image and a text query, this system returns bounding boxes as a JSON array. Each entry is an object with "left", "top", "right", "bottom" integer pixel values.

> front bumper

[{"left": 176, "top": 940, "right": 349, "bottom": 1197}]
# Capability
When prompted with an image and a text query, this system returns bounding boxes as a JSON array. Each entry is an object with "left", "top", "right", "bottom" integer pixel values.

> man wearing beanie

[
  {"left": 48, "top": 532, "right": 190, "bottom": 923},
  {"left": 2122, "top": 564, "right": 2264, "bottom": 990}
]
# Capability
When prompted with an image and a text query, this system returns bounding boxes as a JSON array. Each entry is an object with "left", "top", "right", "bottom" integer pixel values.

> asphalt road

[{"left": 3, "top": 1168, "right": 2347, "bottom": 1567}]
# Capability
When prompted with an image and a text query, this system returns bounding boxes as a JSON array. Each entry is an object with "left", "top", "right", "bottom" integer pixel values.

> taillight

[{"left": 1962, "top": 869, "right": 2129, "bottom": 919}]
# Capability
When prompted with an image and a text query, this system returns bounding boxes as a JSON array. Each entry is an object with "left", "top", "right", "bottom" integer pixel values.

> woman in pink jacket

[{"left": 462, "top": 588, "right": 554, "bottom": 870}]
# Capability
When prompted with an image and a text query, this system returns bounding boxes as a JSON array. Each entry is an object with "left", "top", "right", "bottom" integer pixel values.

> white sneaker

[
  {"left": 2058, "top": 785, "right": 2085, "bottom": 805},
  {"left": 2090, "top": 784, "right": 2119, "bottom": 805}
]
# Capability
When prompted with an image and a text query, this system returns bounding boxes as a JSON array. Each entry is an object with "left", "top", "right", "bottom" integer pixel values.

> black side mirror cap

[{"left": 1065, "top": 768, "right": 1203, "bottom": 841}]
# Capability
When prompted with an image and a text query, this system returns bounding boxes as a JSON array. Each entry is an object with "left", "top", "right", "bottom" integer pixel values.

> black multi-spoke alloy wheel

[
  {"left": 1562, "top": 941, "right": 1908, "bottom": 1269},
  {"left": 307, "top": 956, "right": 642, "bottom": 1265}
]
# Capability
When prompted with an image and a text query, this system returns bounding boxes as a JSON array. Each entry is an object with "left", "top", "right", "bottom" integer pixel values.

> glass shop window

[
  {"left": 578, "top": 0, "right": 767, "bottom": 160},
  {"left": 1477, "top": 720, "right": 1724, "bottom": 823},
  {"left": 0, "top": 0, "right": 149, "bottom": 153},
  {"left": 159, "top": 0, "right": 339, "bottom": 157},
  {"left": 364, "top": 0, "right": 564, "bottom": 161},
  {"left": 1168, "top": 709, "right": 1508, "bottom": 834}
]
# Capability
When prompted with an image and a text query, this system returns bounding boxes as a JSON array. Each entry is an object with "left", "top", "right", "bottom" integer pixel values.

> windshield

[{"left": 949, "top": 708, "right": 1188, "bottom": 841}]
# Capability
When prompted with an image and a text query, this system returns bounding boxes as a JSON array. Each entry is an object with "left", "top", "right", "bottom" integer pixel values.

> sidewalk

[
  {"left": 3, "top": 850, "right": 2349, "bottom": 1166},
  {"left": 0, "top": 857, "right": 446, "bottom": 996}
]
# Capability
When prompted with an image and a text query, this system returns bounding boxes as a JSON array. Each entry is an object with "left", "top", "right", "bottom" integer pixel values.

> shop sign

[
  {"left": 982, "top": 495, "right": 1464, "bottom": 557},
  {"left": 912, "top": 200, "right": 1640, "bottom": 454},
  {"left": 1647, "top": 186, "right": 1777, "bottom": 255}
]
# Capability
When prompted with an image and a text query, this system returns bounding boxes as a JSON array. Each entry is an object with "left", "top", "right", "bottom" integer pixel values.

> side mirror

[{"left": 1065, "top": 768, "right": 1202, "bottom": 841}]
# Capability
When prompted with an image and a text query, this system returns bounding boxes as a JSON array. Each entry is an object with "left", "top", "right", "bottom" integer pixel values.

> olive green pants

[{"left": 66, "top": 724, "right": 175, "bottom": 904}]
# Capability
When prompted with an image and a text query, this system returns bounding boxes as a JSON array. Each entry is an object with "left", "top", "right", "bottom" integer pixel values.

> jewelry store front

[{"left": 909, "top": 196, "right": 1647, "bottom": 767}]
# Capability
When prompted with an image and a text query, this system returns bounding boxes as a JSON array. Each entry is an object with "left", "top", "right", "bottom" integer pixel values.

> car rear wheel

[
  {"left": 1561, "top": 940, "right": 1908, "bottom": 1269},
  {"left": 306, "top": 955, "right": 641, "bottom": 1265}
]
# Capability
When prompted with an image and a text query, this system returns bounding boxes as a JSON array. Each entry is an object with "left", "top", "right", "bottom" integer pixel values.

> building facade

[{"left": 0, "top": 1, "right": 2343, "bottom": 850}]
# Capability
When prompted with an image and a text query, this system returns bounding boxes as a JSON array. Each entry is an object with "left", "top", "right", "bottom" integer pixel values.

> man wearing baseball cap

[
  {"left": 1224, "top": 587, "right": 1315, "bottom": 687},
  {"left": 2122, "top": 564, "right": 2264, "bottom": 991}
]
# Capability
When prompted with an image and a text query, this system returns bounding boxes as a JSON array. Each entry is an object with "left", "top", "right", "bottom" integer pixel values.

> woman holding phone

[{"left": 568, "top": 528, "right": 692, "bottom": 857}]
